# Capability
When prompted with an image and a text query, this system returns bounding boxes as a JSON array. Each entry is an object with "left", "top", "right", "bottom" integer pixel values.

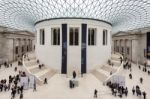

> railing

[
  {"left": 103, "top": 53, "right": 123, "bottom": 85},
  {"left": 22, "top": 52, "right": 43, "bottom": 85}
]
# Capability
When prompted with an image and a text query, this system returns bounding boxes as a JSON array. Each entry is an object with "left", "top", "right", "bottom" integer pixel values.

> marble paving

[{"left": 0, "top": 62, "right": 149, "bottom": 99}]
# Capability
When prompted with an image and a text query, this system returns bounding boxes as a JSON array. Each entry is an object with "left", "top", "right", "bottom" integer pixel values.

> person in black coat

[
  {"left": 44, "top": 78, "right": 48, "bottom": 84},
  {"left": 143, "top": 91, "right": 146, "bottom": 99},
  {"left": 11, "top": 88, "right": 16, "bottom": 99},
  {"left": 94, "top": 89, "right": 98, "bottom": 98},
  {"left": 20, "top": 93, "right": 23, "bottom": 99},
  {"left": 125, "top": 87, "right": 128, "bottom": 96},
  {"left": 140, "top": 77, "right": 143, "bottom": 84},
  {"left": 132, "top": 87, "right": 135, "bottom": 95},
  {"left": 139, "top": 65, "right": 141, "bottom": 69},
  {"left": 148, "top": 71, "right": 150, "bottom": 75},
  {"left": 129, "top": 73, "right": 132, "bottom": 79},
  {"left": 73, "top": 71, "right": 76, "bottom": 79},
  {"left": 33, "top": 83, "right": 36, "bottom": 91},
  {"left": 20, "top": 86, "right": 23, "bottom": 94}
]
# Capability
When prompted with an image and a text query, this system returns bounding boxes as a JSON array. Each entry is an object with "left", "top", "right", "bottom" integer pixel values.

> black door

[
  {"left": 61, "top": 24, "right": 67, "bottom": 74},
  {"left": 81, "top": 24, "right": 87, "bottom": 74}
]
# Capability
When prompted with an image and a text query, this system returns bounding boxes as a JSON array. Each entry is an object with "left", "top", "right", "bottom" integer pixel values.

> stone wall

[
  {"left": 0, "top": 26, "right": 35, "bottom": 63},
  {"left": 112, "top": 32, "right": 146, "bottom": 64}
]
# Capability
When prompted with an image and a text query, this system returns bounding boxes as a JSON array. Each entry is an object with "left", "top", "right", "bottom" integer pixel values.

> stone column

[
  {"left": 27, "top": 39, "right": 29, "bottom": 52},
  {"left": 112, "top": 40, "right": 115, "bottom": 53},
  {"left": 24, "top": 39, "right": 27, "bottom": 53},
  {"left": 113, "top": 40, "right": 116, "bottom": 53},
  {"left": 122, "top": 39, "right": 125, "bottom": 56},
  {"left": 13, "top": 39, "right": 16, "bottom": 61},
  {"left": 29, "top": 39, "right": 32, "bottom": 51},
  {"left": 17, "top": 38, "right": 21, "bottom": 60},
  {"left": 124, "top": 39, "right": 127, "bottom": 58},
  {"left": 119, "top": 39, "right": 122, "bottom": 54},
  {"left": 116, "top": 40, "right": 119, "bottom": 52},
  {"left": 130, "top": 39, "right": 132, "bottom": 61}
]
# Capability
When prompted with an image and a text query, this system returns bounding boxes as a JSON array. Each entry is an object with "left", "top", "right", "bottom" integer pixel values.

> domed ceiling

[{"left": 0, "top": 0, "right": 150, "bottom": 33}]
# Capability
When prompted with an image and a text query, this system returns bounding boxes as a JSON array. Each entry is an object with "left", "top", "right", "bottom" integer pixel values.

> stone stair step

[
  {"left": 28, "top": 65, "right": 47, "bottom": 74},
  {"left": 39, "top": 70, "right": 55, "bottom": 81},
  {"left": 97, "top": 69, "right": 110, "bottom": 77},
  {"left": 111, "top": 60, "right": 121, "bottom": 66},
  {"left": 111, "top": 57, "right": 120, "bottom": 61},
  {"left": 111, "top": 54, "right": 121, "bottom": 58},
  {"left": 101, "top": 65, "right": 117, "bottom": 73},
  {"left": 92, "top": 69, "right": 109, "bottom": 82},
  {"left": 111, "top": 54, "right": 121, "bottom": 61},
  {"left": 35, "top": 69, "right": 50, "bottom": 78},
  {"left": 104, "top": 64, "right": 118, "bottom": 69},
  {"left": 24, "top": 60, "right": 37, "bottom": 67}
]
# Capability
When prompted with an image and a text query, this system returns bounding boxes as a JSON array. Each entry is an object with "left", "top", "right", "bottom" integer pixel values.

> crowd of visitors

[
  {"left": 138, "top": 62, "right": 150, "bottom": 76},
  {"left": 123, "top": 59, "right": 132, "bottom": 70},
  {"left": 106, "top": 81, "right": 128, "bottom": 98},
  {"left": 0, "top": 59, "right": 38, "bottom": 99},
  {"left": 0, "top": 62, "right": 26, "bottom": 99},
  {"left": 132, "top": 85, "right": 147, "bottom": 99},
  {"left": 106, "top": 81, "right": 147, "bottom": 99},
  {"left": 0, "top": 61, "right": 12, "bottom": 69},
  {"left": 0, "top": 53, "right": 149, "bottom": 99},
  {"left": 0, "top": 52, "right": 52, "bottom": 99},
  {"left": 25, "top": 54, "right": 45, "bottom": 70},
  {"left": 99, "top": 56, "right": 148, "bottom": 99}
]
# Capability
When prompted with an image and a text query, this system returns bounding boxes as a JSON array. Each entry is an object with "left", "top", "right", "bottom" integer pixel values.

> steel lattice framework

[{"left": 0, "top": 0, "right": 150, "bottom": 33}]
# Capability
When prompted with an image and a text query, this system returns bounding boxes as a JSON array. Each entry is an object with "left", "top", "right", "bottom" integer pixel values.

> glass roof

[{"left": 0, "top": 0, "right": 150, "bottom": 33}]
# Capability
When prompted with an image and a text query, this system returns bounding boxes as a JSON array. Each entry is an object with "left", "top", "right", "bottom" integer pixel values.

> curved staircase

[
  {"left": 91, "top": 53, "right": 123, "bottom": 84},
  {"left": 23, "top": 52, "right": 56, "bottom": 85}
]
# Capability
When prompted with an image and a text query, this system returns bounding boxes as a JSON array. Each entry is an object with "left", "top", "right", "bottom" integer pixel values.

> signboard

[
  {"left": 110, "top": 75, "right": 125, "bottom": 87},
  {"left": 28, "top": 76, "right": 35, "bottom": 88},
  {"left": 20, "top": 76, "right": 35, "bottom": 89},
  {"left": 20, "top": 77, "right": 29, "bottom": 90}
]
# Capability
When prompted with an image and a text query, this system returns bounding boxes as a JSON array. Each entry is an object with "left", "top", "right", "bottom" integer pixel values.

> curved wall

[{"left": 35, "top": 18, "right": 112, "bottom": 74}]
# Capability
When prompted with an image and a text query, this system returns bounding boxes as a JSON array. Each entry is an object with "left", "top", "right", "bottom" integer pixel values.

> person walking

[
  {"left": 143, "top": 91, "right": 146, "bottom": 99},
  {"left": 148, "top": 71, "right": 150, "bottom": 75},
  {"left": 94, "top": 89, "right": 98, "bottom": 98},
  {"left": 129, "top": 73, "right": 132, "bottom": 79},
  {"left": 73, "top": 71, "right": 76, "bottom": 79},
  {"left": 125, "top": 87, "right": 128, "bottom": 96},
  {"left": 139, "top": 65, "right": 141, "bottom": 69},
  {"left": 44, "top": 78, "right": 48, "bottom": 84},
  {"left": 20, "top": 93, "right": 23, "bottom": 99},
  {"left": 33, "top": 83, "right": 36, "bottom": 91},
  {"left": 132, "top": 87, "right": 135, "bottom": 95},
  {"left": 140, "top": 77, "right": 143, "bottom": 84}
]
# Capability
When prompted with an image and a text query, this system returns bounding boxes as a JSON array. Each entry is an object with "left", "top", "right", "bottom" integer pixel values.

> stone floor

[{"left": 0, "top": 61, "right": 149, "bottom": 99}]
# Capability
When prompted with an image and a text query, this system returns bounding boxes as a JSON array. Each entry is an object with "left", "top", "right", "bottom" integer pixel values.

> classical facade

[
  {"left": 35, "top": 18, "right": 112, "bottom": 74},
  {"left": 0, "top": 26, "right": 35, "bottom": 64},
  {"left": 112, "top": 28, "right": 150, "bottom": 64}
]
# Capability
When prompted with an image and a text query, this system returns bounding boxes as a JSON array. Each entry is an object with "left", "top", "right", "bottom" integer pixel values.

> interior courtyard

[{"left": 0, "top": 0, "right": 150, "bottom": 99}]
